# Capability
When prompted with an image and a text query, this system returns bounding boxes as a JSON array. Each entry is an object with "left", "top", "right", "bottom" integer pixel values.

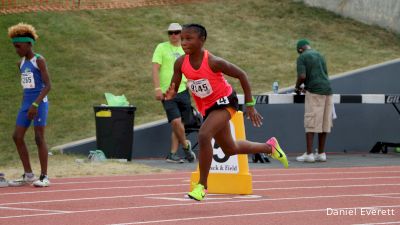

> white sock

[{"left": 25, "top": 172, "right": 34, "bottom": 178}]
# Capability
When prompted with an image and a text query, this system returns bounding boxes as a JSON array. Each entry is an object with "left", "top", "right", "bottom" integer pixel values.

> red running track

[{"left": 0, "top": 166, "right": 400, "bottom": 225}]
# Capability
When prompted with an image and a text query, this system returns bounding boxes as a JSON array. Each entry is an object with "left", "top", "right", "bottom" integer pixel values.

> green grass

[
  {"left": 0, "top": 0, "right": 399, "bottom": 172},
  {"left": 0, "top": 153, "right": 170, "bottom": 179}
]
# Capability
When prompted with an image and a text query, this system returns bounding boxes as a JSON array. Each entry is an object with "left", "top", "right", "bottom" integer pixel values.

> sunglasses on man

[{"left": 168, "top": 31, "right": 181, "bottom": 35}]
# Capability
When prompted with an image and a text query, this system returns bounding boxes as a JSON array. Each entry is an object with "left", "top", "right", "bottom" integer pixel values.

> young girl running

[
  {"left": 165, "top": 24, "right": 289, "bottom": 201},
  {"left": 8, "top": 23, "right": 52, "bottom": 187}
]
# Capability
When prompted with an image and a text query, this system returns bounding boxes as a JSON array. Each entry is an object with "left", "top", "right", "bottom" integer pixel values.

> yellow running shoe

[
  {"left": 267, "top": 137, "right": 289, "bottom": 168},
  {"left": 188, "top": 183, "right": 206, "bottom": 201}
]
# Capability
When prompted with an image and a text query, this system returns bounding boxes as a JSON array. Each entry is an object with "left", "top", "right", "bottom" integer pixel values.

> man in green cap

[{"left": 294, "top": 39, "right": 333, "bottom": 163}]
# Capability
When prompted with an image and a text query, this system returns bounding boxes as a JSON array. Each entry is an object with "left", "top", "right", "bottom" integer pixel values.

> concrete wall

[
  {"left": 60, "top": 59, "right": 400, "bottom": 158},
  {"left": 57, "top": 119, "right": 199, "bottom": 159},
  {"left": 298, "top": 0, "right": 400, "bottom": 33}
]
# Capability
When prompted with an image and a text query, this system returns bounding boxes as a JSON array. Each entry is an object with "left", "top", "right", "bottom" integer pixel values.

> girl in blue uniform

[{"left": 8, "top": 23, "right": 52, "bottom": 187}]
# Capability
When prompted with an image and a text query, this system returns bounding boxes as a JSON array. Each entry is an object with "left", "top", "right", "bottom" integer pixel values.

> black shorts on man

[{"left": 162, "top": 89, "right": 192, "bottom": 123}]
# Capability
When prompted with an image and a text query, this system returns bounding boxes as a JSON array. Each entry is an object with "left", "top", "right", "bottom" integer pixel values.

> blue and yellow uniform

[{"left": 16, "top": 54, "right": 48, "bottom": 127}]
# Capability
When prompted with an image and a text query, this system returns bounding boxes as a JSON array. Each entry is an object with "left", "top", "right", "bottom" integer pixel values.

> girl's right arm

[{"left": 164, "top": 56, "right": 184, "bottom": 100}]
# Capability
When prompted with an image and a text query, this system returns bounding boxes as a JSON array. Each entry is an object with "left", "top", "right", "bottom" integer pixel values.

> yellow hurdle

[{"left": 190, "top": 111, "right": 252, "bottom": 194}]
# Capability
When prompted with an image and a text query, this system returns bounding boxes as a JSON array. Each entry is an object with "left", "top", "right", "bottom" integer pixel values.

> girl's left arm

[
  {"left": 27, "top": 56, "right": 51, "bottom": 120},
  {"left": 35, "top": 57, "right": 52, "bottom": 103},
  {"left": 210, "top": 56, "right": 263, "bottom": 127},
  {"left": 210, "top": 56, "right": 252, "bottom": 104}
]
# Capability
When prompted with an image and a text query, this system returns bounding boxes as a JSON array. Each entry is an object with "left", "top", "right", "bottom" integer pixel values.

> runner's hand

[
  {"left": 246, "top": 106, "right": 263, "bottom": 127},
  {"left": 295, "top": 87, "right": 305, "bottom": 95},
  {"left": 164, "top": 83, "right": 176, "bottom": 100},
  {"left": 155, "top": 89, "right": 163, "bottom": 101},
  {"left": 27, "top": 106, "right": 38, "bottom": 120}
]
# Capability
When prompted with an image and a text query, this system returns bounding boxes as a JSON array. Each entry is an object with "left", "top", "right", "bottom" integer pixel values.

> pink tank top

[{"left": 182, "top": 50, "right": 233, "bottom": 116}]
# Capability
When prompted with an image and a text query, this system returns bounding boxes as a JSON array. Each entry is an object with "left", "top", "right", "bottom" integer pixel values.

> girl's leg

[
  {"left": 214, "top": 112, "right": 288, "bottom": 169},
  {"left": 12, "top": 126, "right": 32, "bottom": 173},
  {"left": 34, "top": 126, "right": 48, "bottom": 175},
  {"left": 214, "top": 124, "right": 272, "bottom": 157},
  {"left": 197, "top": 109, "right": 276, "bottom": 188},
  {"left": 197, "top": 109, "right": 231, "bottom": 188}
]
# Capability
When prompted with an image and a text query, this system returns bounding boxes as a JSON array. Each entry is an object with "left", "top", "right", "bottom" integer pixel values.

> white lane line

[
  {"left": 369, "top": 195, "right": 400, "bottom": 200},
  {"left": 49, "top": 172, "right": 192, "bottom": 179},
  {"left": 0, "top": 192, "right": 398, "bottom": 219},
  {"left": 59, "top": 167, "right": 392, "bottom": 181},
  {"left": 33, "top": 166, "right": 399, "bottom": 184},
  {"left": 353, "top": 222, "right": 400, "bottom": 225},
  {"left": 254, "top": 183, "right": 400, "bottom": 191},
  {"left": 46, "top": 174, "right": 400, "bottom": 186},
  {"left": 252, "top": 170, "right": 400, "bottom": 177},
  {"left": 0, "top": 169, "right": 392, "bottom": 189},
  {"left": 0, "top": 193, "right": 260, "bottom": 207},
  {"left": 1, "top": 181, "right": 399, "bottom": 200},
  {"left": 252, "top": 165, "right": 400, "bottom": 170},
  {"left": 253, "top": 176, "right": 400, "bottom": 183},
  {"left": 146, "top": 195, "right": 263, "bottom": 202},
  {"left": 0, "top": 184, "right": 186, "bottom": 196},
  {"left": 27, "top": 169, "right": 399, "bottom": 186},
  {"left": 1, "top": 183, "right": 398, "bottom": 206},
  {"left": 145, "top": 197, "right": 191, "bottom": 202},
  {"left": 50, "top": 177, "right": 186, "bottom": 185},
  {"left": 0, "top": 206, "right": 68, "bottom": 213},
  {"left": 109, "top": 205, "right": 400, "bottom": 225},
  {"left": 0, "top": 192, "right": 186, "bottom": 206}
]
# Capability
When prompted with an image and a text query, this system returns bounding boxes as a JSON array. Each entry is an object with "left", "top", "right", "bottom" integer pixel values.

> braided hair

[{"left": 183, "top": 23, "right": 207, "bottom": 41}]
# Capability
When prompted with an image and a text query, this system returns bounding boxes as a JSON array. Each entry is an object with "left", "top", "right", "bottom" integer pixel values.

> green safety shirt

[
  {"left": 297, "top": 49, "right": 332, "bottom": 95},
  {"left": 152, "top": 41, "right": 187, "bottom": 93}
]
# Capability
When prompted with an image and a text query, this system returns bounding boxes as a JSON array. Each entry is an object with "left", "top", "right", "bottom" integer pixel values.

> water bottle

[{"left": 272, "top": 81, "right": 279, "bottom": 94}]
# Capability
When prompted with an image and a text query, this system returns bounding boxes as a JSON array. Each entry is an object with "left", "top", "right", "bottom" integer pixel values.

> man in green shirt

[
  {"left": 294, "top": 39, "right": 333, "bottom": 163},
  {"left": 152, "top": 23, "right": 196, "bottom": 163}
]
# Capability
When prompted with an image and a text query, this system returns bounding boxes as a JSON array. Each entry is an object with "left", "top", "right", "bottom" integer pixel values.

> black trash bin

[{"left": 93, "top": 105, "right": 136, "bottom": 161}]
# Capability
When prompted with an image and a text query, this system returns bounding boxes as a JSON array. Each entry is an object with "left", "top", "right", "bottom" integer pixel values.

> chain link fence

[{"left": 1, "top": 0, "right": 199, "bottom": 14}]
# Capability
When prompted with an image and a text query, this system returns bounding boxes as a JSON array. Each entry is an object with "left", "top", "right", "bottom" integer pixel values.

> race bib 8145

[{"left": 188, "top": 79, "right": 213, "bottom": 98}]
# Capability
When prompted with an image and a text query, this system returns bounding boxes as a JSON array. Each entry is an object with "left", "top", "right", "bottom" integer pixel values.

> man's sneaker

[
  {"left": 8, "top": 173, "right": 36, "bottom": 187},
  {"left": 183, "top": 140, "right": 196, "bottom": 163},
  {"left": 0, "top": 173, "right": 8, "bottom": 188},
  {"left": 314, "top": 152, "right": 327, "bottom": 162},
  {"left": 166, "top": 153, "right": 184, "bottom": 163},
  {"left": 33, "top": 174, "right": 50, "bottom": 187},
  {"left": 188, "top": 183, "right": 206, "bottom": 201},
  {"left": 296, "top": 153, "right": 315, "bottom": 162},
  {"left": 267, "top": 137, "right": 289, "bottom": 168}
]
